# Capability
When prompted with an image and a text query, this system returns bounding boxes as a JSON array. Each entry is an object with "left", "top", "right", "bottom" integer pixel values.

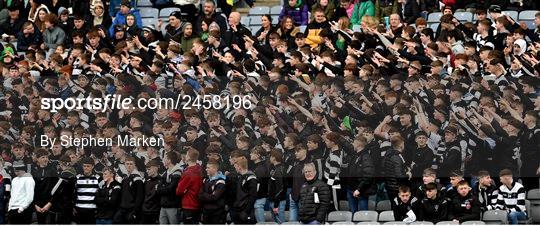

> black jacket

[
  {"left": 95, "top": 180, "right": 121, "bottom": 219},
  {"left": 438, "top": 141, "right": 462, "bottom": 177},
  {"left": 253, "top": 160, "right": 270, "bottom": 199},
  {"left": 393, "top": 196, "right": 419, "bottom": 221},
  {"left": 119, "top": 172, "right": 144, "bottom": 212},
  {"left": 289, "top": 158, "right": 309, "bottom": 201},
  {"left": 142, "top": 176, "right": 161, "bottom": 213},
  {"left": 198, "top": 174, "right": 227, "bottom": 211},
  {"left": 472, "top": 183, "right": 498, "bottom": 211},
  {"left": 268, "top": 163, "right": 286, "bottom": 207},
  {"left": 298, "top": 179, "right": 330, "bottom": 224},
  {"left": 342, "top": 149, "right": 376, "bottom": 196},
  {"left": 418, "top": 196, "right": 448, "bottom": 223},
  {"left": 448, "top": 193, "right": 481, "bottom": 223},
  {"left": 411, "top": 146, "right": 434, "bottom": 178},
  {"left": 382, "top": 149, "right": 407, "bottom": 192},
  {"left": 32, "top": 164, "right": 59, "bottom": 207},
  {"left": 233, "top": 171, "right": 258, "bottom": 223},
  {"left": 156, "top": 166, "right": 182, "bottom": 208},
  {"left": 49, "top": 168, "right": 76, "bottom": 215}
]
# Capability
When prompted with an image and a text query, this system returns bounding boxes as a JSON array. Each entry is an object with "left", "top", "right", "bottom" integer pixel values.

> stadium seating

[
  {"left": 270, "top": 6, "right": 282, "bottom": 15},
  {"left": 378, "top": 211, "right": 395, "bottom": 223},
  {"left": 137, "top": 0, "right": 153, "bottom": 7},
  {"left": 436, "top": 221, "right": 459, "bottom": 225},
  {"left": 519, "top": 199, "right": 533, "bottom": 224},
  {"left": 271, "top": 15, "right": 279, "bottom": 25},
  {"left": 250, "top": 16, "right": 263, "bottom": 26},
  {"left": 416, "top": 222, "right": 434, "bottom": 225},
  {"left": 256, "top": 222, "right": 277, "bottom": 225},
  {"left": 241, "top": 16, "right": 251, "bottom": 26},
  {"left": 383, "top": 221, "right": 407, "bottom": 225},
  {"left": 529, "top": 188, "right": 540, "bottom": 223},
  {"left": 332, "top": 222, "right": 353, "bottom": 225},
  {"left": 299, "top": 25, "right": 307, "bottom": 33},
  {"left": 430, "top": 23, "right": 439, "bottom": 31},
  {"left": 139, "top": 8, "right": 159, "bottom": 19},
  {"left": 353, "top": 211, "right": 378, "bottom": 222},
  {"left": 519, "top": 10, "right": 538, "bottom": 20},
  {"left": 327, "top": 211, "right": 353, "bottom": 223},
  {"left": 503, "top": 10, "right": 519, "bottom": 20},
  {"left": 427, "top": 12, "right": 442, "bottom": 23},
  {"left": 159, "top": 7, "right": 180, "bottom": 18},
  {"left": 264, "top": 211, "right": 273, "bottom": 222},
  {"left": 249, "top": 6, "right": 270, "bottom": 15},
  {"left": 282, "top": 222, "right": 301, "bottom": 225},
  {"left": 454, "top": 12, "right": 473, "bottom": 22},
  {"left": 376, "top": 200, "right": 392, "bottom": 212},
  {"left": 357, "top": 222, "right": 380, "bottom": 225},
  {"left": 482, "top": 210, "right": 508, "bottom": 224},
  {"left": 339, "top": 200, "right": 350, "bottom": 211},
  {"left": 141, "top": 18, "right": 158, "bottom": 27},
  {"left": 369, "top": 200, "right": 377, "bottom": 211},
  {"left": 461, "top": 221, "right": 486, "bottom": 225}
]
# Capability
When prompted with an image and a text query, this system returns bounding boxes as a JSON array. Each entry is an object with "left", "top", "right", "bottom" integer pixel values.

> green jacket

[{"left": 350, "top": 0, "right": 375, "bottom": 26}]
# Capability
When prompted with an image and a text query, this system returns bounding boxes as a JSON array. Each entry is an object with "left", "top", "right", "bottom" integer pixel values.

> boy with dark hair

[
  {"left": 448, "top": 180, "right": 481, "bottom": 223},
  {"left": 393, "top": 185, "right": 419, "bottom": 223},
  {"left": 494, "top": 169, "right": 528, "bottom": 224},
  {"left": 417, "top": 182, "right": 448, "bottom": 224},
  {"left": 113, "top": 156, "right": 144, "bottom": 224},
  {"left": 472, "top": 170, "right": 498, "bottom": 212},
  {"left": 157, "top": 151, "right": 182, "bottom": 224},
  {"left": 141, "top": 160, "right": 161, "bottom": 224},
  {"left": 232, "top": 157, "right": 258, "bottom": 224},
  {"left": 74, "top": 157, "right": 100, "bottom": 224},
  {"left": 199, "top": 159, "right": 227, "bottom": 224}
]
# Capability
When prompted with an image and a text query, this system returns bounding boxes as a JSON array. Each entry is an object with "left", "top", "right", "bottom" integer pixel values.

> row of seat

[
  {"left": 258, "top": 221, "right": 487, "bottom": 225},
  {"left": 427, "top": 10, "right": 538, "bottom": 23},
  {"left": 139, "top": 7, "right": 179, "bottom": 20}
]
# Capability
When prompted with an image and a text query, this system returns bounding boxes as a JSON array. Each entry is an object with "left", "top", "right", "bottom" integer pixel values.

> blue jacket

[{"left": 109, "top": 9, "right": 143, "bottom": 36}]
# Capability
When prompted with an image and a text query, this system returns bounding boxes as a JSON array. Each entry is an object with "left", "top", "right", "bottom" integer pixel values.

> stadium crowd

[{"left": 0, "top": 0, "right": 539, "bottom": 224}]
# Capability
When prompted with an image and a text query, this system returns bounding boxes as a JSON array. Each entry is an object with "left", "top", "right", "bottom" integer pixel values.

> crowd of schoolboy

[{"left": 0, "top": 0, "right": 539, "bottom": 224}]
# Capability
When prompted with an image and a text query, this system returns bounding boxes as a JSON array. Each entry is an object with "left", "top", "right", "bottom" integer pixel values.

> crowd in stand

[{"left": 0, "top": 0, "right": 539, "bottom": 224}]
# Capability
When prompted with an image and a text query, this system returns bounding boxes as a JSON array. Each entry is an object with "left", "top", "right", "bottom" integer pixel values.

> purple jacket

[{"left": 279, "top": 4, "right": 309, "bottom": 26}]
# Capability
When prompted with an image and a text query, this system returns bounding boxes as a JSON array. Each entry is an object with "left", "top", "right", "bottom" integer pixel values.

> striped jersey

[
  {"left": 75, "top": 174, "right": 101, "bottom": 209},
  {"left": 494, "top": 181, "right": 527, "bottom": 213}
]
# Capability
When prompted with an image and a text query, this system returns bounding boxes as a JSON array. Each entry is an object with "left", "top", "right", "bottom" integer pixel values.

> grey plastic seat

[
  {"left": 519, "top": 10, "right": 538, "bottom": 20},
  {"left": 415, "top": 221, "right": 434, "bottom": 225},
  {"left": 503, "top": 10, "right": 518, "bottom": 20},
  {"left": 427, "top": 12, "right": 442, "bottom": 23},
  {"left": 256, "top": 222, "right": 277, "bottom": 225},
  {"left": 271, "top": 15, "right": 279, "bottom": 25},
  {"left": 435, "top": 221, "right": 459, "bottom": 225},
  {"left": 282, "top": 222, "right": 301, "bottom": 225},
  {"left": 137, "top": 0, "right": 153, "bottom": 7},
  {"left": 139, "top": 8, "right": 158, "bottom": 19},
  {"left": 430, "top": 23, "right": 439, "bottom": 31},
  {"left": 357, "top": 222, "right": 380, "bottom": 225},
  {"left": 159, "top": 7, "right": 180, "bottom": 18},
  {"left": 327, "top": 211, "right": 353, "bottom": 223},
  {"left": 353, "top": 211, "right": 378, "bottom": 222},
  {"left": 270, "top": 6, "right": 282, "bottom": 15},
  {"left": 382, "top": 221, "right": 407, "bottom": 225},
  {"left": 529, "top": 188, "right": 540, "bottom": 223},
  {"left": 264, "top": 211, "right": 273, "bottom": 222},
  {"left": 141, "top": 18, "right": 157, "bottom": 27},
  {"left": 376, "top": 200, "right": 392, "bottom": 212},
  {"left": 378, "top": 211, "right": 395, "bottom": 222},
  {"left": 454, "top": 12, "right": 473, "bottom": 22},
  {"left": 332, "top": 222, "right": 354, "bottom": 225},
  {"left": 368, "top": 200, "right": 376, "bottom": 211},
  {"left": 240, "top": 16, "right": 251, "bottom": 26},
  {"left": 461, "top": 221, "right": 486, "bottom": 225},
  {"left": 518, "top": 199, "right": 533, "bottom": 224},
  {"left": 250, "top": 16, "right": 263, "bottom": 26},
  {"left": 249, "top": 6, "right": 270, "bottom": 15},
  {"left": 482, "top": 210, "right": 508, "bottom": 224}
]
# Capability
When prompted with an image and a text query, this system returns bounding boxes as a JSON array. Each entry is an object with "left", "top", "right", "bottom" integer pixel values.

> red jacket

[{"left": 176, "top": 164, "right": 203, "bottom": 210}]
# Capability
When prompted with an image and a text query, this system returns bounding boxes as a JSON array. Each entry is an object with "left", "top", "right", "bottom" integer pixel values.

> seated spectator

[
  {"left": 393, "top": 185, "right": 419, "bottom": 223},
  {"left": 472, "top": 170, "right": 498, "bottom": 212},
  {"left": 448, "top": 180, "right": 481, "bottom": 223},
  {"left": 311, "top": 0, "right": 335, "bottom": 22},
  {"left": 417, "top": 182, "right": 448, "bottom": 224},
  {"left": 16, "top": 21, "right": 42, "bottom": 52},
  {"left": 42, "top": 14, "right": 66, "bottom": 54},
  {"left": 494, "top": 169, "right": 528, "bottom": 225},
  {"left": 279, "top": 0, "right": 309, "bottom": 26}
]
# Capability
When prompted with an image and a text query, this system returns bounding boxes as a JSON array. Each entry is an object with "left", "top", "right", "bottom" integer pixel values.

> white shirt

[{"left": 8, "top": 173, "right": 35, "bottom": 211}]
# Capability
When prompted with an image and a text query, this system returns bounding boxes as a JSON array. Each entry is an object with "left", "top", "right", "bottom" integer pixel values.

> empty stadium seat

[
  {"left": 256, "top": 222, "right": 278, "bottom": 225},
  {"left": 376, "top": 200, "right": 392, "bottom": 212},
  {"left": 368, "top": 200, "right": 376, "bottom": 211},
  {"left": 519, "top": 10, "right": 538, "bottom": 20},
  {"left": 250, "top": 16, "right": 263, "bottom": 25},
  {"left": 332, "top": 222, "right": 353, "bottom": 225},
  {"left": 503, "top": 10, "right": 519, "bottom": 20},
  {"left": 435, "top": 221, "right": 459, "bottom": 225},
  {"left": 159, "top": 7, "right": 180, "bottom": 18},
  {"left": 482, "top": 210, "right": 508, "bottom": 224},
  {"left": 430, "top": 23, "right": 439, "bottom": 31},
  {"left": 240, "top": 16, "right": 251, "bottom": 26},
  {"left": 137, "top": 0, "right": 153, "bottom": 7},
  {"left": 454, "top": 12, "right": 473, "bottom": 22},
  {"left": 327, "top": 211, "right": 353, "bottom": 223},
  {"left": 518, "top": 199, "right": 533, "bottom": 224},
  {"left": 250, "top": 26, "right": 260, "bottom": 33},
  {"left": 522, "top": 20, "right": 537, "bottom": 29},
  {"left": 270, "top": 6, "right": 282, "bottom": 15},
  {"left": 461, "top": 221, "right": 486, "bottom": 225},
  {"left": 427, "top": 12, "right": 442, "bottom": 23},
  {"left": 141, "top": 18, "right": 157, "bottom": 27},
  {"left": 415, "top": 222, "right": 434, "bottom": 225},
  {"left": 139, "top": 8, "right": 159, "bottom": 19},
  {"left": 382, "top": 221, "right": 407, "bottom": 225},
  {"left": 299, "top": 25, "right": 307, "bottom": 32},
  {"left": 249, "top": 6, "right": 270, "bottom": 15},
  {"left": 353, "top": 211, "right": 378, "bottom": 222},
  {"left": 357, "top": 222, "right": 380, "bottom": 225},
  {"left": 529, "top": 188, "right": 540, "bottom": 223},
  {"left": 378, "top": 211, "right": 395, "bottom": 222}
]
